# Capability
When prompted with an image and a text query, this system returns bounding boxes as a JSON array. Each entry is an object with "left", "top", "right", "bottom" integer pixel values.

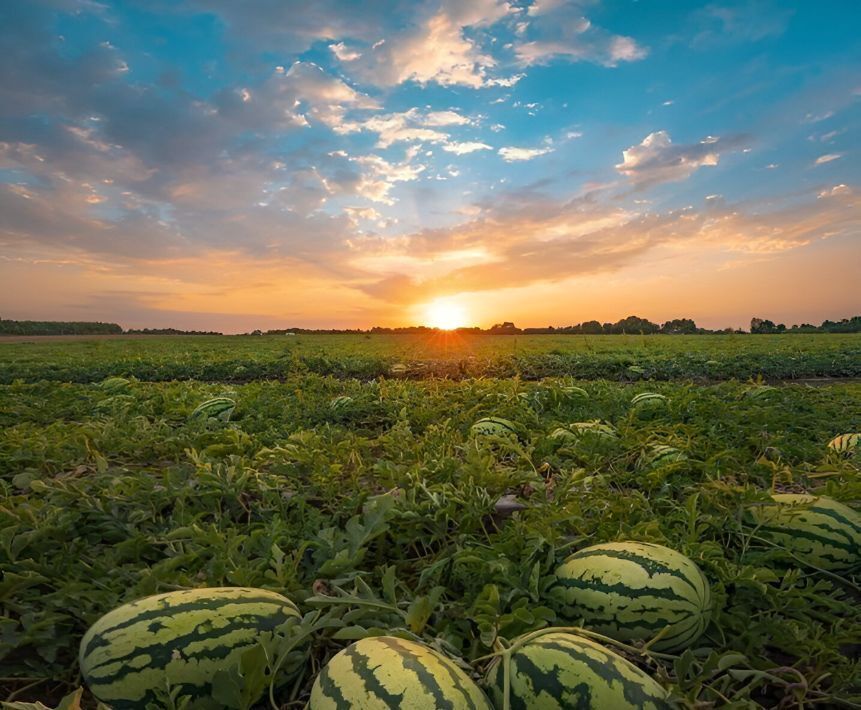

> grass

[{"left": 0, "top": 336, "right": 859, "bottom": 708}]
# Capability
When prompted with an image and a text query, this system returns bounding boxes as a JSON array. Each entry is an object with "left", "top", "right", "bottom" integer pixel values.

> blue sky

[{"left": 0, "top": 0, "right": 858, "bottom": 330}]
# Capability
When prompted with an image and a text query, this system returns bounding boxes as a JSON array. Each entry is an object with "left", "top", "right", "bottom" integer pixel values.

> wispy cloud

[
  {"left": 616, "top": 131, "right": 747, "bottom": 186},
  {"left": 498, "top": 146, "right": 554, "bottom": 162},
  {"left": 814, "top": 153, "right": 843, "bottom": 166},
  {"left": 444, "top": 141, "right": 493, "bottom": 155}
]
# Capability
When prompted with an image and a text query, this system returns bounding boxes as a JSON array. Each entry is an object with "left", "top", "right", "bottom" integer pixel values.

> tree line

[
  {"left": 0, "top": 319, "right": 123, "bottom": 335},
  {"left": 268, "top": 314, "right": 861, "bottom": 336},
  {"left": 2, "top": 314, "right": 859, "bottom": 336}
]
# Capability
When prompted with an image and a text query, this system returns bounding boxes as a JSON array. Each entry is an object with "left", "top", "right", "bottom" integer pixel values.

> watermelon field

[{"left": 1, "top": 334, "right": 859, "bottom": 708}]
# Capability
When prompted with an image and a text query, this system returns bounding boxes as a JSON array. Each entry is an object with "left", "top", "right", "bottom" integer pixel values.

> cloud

[
  {"left": 338, "top": 108, "right": 483, "bottom": 148},
  {"left": 355, "top": 186, "right": 860, "bottom": 304},
  {"left": 616, "top": 131, "right": 747, "bottom": 185},
  {"left": 498, "top": 146, "right": 554, "bottom": 162},
  {"left": 818, "top": 184, "right": 850, "bottom": 199},
  {"left": 443, "top": 141, "right": 493, "bottom": 154},
  {"left": 329, "top": 42, "right": 361, "bottom": 61},
  {"left": 514, "top": 1, "right": 647, "bottom": 67},
  {"left": 687, "top": 2, "right": 794, "bottom": 47},
  {"left": 423, "top": 110, "right": 472, "bottom": 126},
  {"left": 353, "top": 152, "right": 426, "bottom": 205},
  {"left": 814, "top": 153, "right": 843, "bottom": 166},
  {"left": 346, "top": 2, "right": 513, "bottom": 88}
]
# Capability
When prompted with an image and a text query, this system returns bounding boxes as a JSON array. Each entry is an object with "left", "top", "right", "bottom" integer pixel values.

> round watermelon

[
  {"left": 79, "top": 587, "right": 300, "bottom": 709},
  {"left": 549, "top": 541, "right": 711, "bottom": 651},
  {"left": 485, "top": 631, "right": 670, "bottom": 709},
  {"left": 550, "top": 420, "right": 618, "bottom": 443},
  {"left": 308, "top": 636, "right": 492, "bottom": 708},
  {"left": 190, "top": 397, "right": 235, "bottom": 422},
  {"left": 471, "top": 417, "right": 521, "bottom": 439},
  {"left": 747, "top": 494, "right": 861, "bottom": 571}
]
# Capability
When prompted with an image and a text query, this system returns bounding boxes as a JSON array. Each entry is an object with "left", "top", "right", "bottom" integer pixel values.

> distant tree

[
  {"left": 580, "top": 320, "right": 603, "bottom": 334},
  {"left": 750, "top": 318, "right": 787, "bottom": 334},
  {"left": 615, "top": 315, "right": 660, "bottom": 334},
  {"left": 489, "top": 321, "right": 522, "bottom": 334},
  {"left": 661, "top": 318, "right": 698, "bottom": 335}
]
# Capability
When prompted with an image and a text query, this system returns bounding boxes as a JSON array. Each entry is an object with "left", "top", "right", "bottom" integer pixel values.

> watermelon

[
  {"left": 549, "top": 542, "right": 711, "bottom": 651},
  {"left": 561, "top": 386, "right": 589, "bottom": 400},
  {"left": 79, "top": 587, "right": 300, "bottom": 709},
  {"left": 550, "top": 421, "right": 618, "bottom": 443},
  {"left": 638, "top": 444, "right": 688, "bottom": 471},
  {"left": 827, "top": 433, "right": 860, "bottom": 455},
  {"left": 190, "top": 397, "right": 235, "bottom": 422},
  {"left": 485, "top": 631, "right": 670, "bottom": 709},
  {"left": 330, "top": 395, "right": 354, "bottom": 411},
  {"left": 631, "top": 392, "right": 667, "bottom": 408},
  {"left": 308, "top": 636, "right": 492, "bottom": 709},
  {"left": 471, "top": 417, "right": 521, "bottom": 439},
  {"left": 747, "top": 494, "right": 861, "bottom": 571}
]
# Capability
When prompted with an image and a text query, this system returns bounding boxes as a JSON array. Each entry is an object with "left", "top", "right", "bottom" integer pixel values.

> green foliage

[
  {"left": 0, "top": 339, "right": 859, "bottom": 708},
  {"left": 1, "top": 333, "right": 860, "bottom": 383}
]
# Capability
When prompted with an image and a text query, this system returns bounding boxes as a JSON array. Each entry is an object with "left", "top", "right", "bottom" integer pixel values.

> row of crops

[
  {"left": 2, "top": 334, "right": 860, "bottom": 383},
  {"left": 1, "top": 369, "right": 859, "bottom": 707}
]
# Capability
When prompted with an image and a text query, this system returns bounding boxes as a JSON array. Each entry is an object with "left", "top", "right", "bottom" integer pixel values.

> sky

[{"left": 0, "top": 0, "right": 859, "bottom": 332}]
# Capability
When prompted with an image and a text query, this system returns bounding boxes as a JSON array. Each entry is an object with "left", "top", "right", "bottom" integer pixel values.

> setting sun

[{"left": 424, "top": 299, "right": 469, "bottom": 330}]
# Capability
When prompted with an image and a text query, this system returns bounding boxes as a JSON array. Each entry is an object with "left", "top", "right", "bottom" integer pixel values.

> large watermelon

[
  {"left": 747, "top": 494, "right": 861, "bottom": 571},
  {"left": 485, "top": 631, "right": 670, "bottom": 709},
  {"left": 79, "top": 587, "right": 300, "bottom": 709},
  {"left": 308, "top": 636, "right": 492, "bottom": 709},
  {"left": 549, "top": 542, "right": 711, "bottom": 651}
]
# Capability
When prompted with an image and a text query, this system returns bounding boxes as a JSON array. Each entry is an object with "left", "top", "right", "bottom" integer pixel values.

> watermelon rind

[
  {"left": 471, "top": 417, "right": 521, "bottom": 439},
  {"left": 190, "top": 397, "right": 236, "bottom": 422},
  {"left": 549, "top": 541, "right": 711, "bottom": 652},
  {"left": 747, "top": 494, "right": 861, "bottom": 571},
  {"left": 79, "top": 587, "right": 300, "bottom": 709},
  {"left": 308, "top": 636, "right": 493, "bottom": 709},
  {"left": 485, "top": 631, "right": 670, "bottom": 710}
]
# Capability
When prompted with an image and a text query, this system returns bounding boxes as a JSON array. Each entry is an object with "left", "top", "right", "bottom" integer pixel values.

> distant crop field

[
  {"left": 2, "top": 332, "right": 860, "bottom": 383},
  {"left": 1, "top": 337, "right": 859, "bottom": 707}
]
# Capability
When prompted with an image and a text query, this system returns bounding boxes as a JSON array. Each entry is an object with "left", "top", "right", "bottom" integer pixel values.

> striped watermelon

[
  {"left": 190, "top": 397, "right": 235, "bottom": 422},
  {"left": 79, "top": 587, "right": 300, "bottom": 709},
  {"left": 549, "top": 542, "right": 711, "bottom": 651},
  {"left": 747, "top": 494, "right": 861, "bottom": 571},
  {"left": 471, "top": 417, "right": 521, "bottom": 439},
  {"left": 485, "top": 631, "right": 670, "bottom": 709},
  {"left": 638, "top": 444, "right": 688, "bottom": 471},
  {"left": 827, "top": 433, "right": 860, "bottom": 455},
  {"left": 631, "top": 392, "right": 668, "bottom": 409},
  {"left": 560, "top": 386, "right": 589, "bottom": 400},
  {"left": 330, "top": 395, "right": 354, "bottom": 411},
  {"left": 308, "top": 636, "right": 492, "bottom": 709},
  {"left": 550, "top": 421, "right": 618, "bottom": 443}
]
